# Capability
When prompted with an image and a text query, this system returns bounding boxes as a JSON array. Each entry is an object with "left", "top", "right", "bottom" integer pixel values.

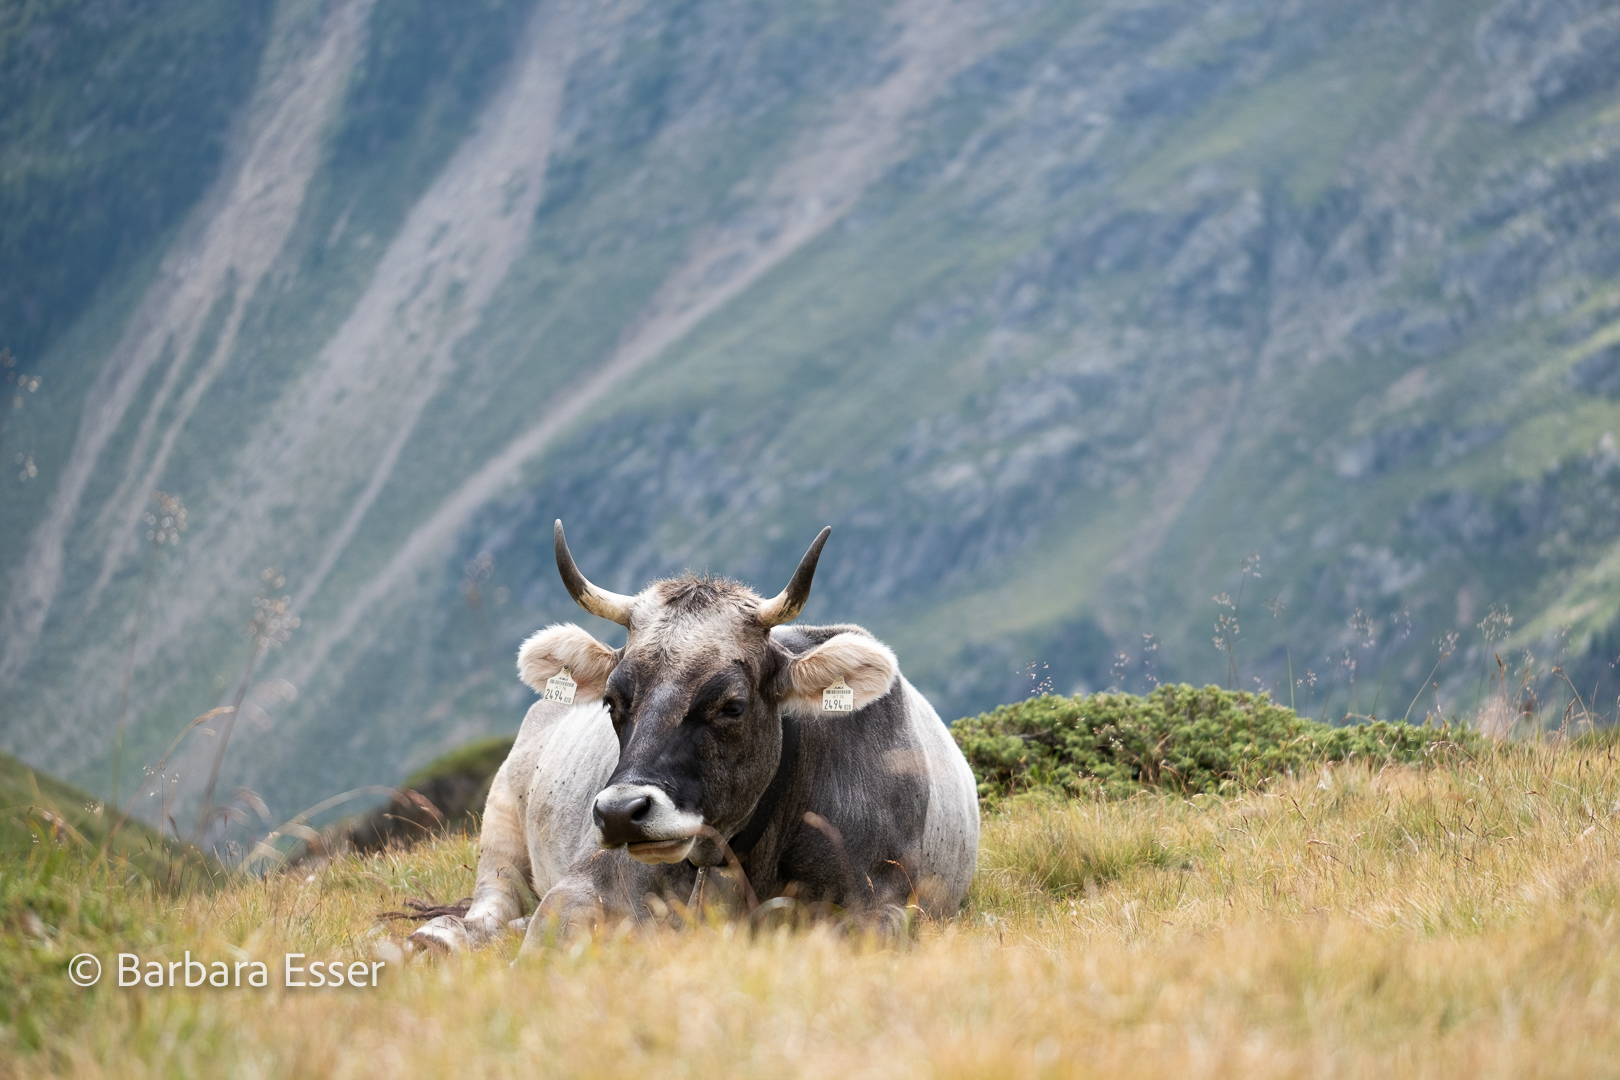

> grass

[
  {"left": 3, "top": 734, "right": 1619, "bottom": 1077},
  {"left": 0, "top": 751, "right": 214, "bottom": 884},
  {"left": 0, "top": 751, "right": 219, "bottom": 1054}
]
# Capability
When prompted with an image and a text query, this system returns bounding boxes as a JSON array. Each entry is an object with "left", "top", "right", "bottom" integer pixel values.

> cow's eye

[{"left": 716, "top": 699, "right": 746, "bottom": 719}]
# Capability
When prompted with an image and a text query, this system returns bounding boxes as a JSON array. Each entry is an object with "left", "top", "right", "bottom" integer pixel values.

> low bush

[{"left": 951, "top": 684, "right": 1476, "bottom": 800}]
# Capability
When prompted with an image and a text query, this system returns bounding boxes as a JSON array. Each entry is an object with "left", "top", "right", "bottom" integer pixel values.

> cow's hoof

[
  {"left": 409, "top": 915, "right": 470, "bottom": 955},
  {"left": 464, "top": 912, "right": 504, "bottom": 947},
  {"left": 409, "top": 912, "right": 506, "bottom": 955}
]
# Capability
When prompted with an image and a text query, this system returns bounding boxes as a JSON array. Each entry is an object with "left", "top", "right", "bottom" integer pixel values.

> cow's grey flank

[{"left": 410, "top": 522, "right": 979, "bottom": 953}]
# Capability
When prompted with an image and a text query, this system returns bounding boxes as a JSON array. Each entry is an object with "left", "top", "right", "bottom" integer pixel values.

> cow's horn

[
  {"left": 756, "top": 527, "right": 832, "bottom": 628},
  {"left": 554, "top": 520, "right": 633, "bottom": 626}
]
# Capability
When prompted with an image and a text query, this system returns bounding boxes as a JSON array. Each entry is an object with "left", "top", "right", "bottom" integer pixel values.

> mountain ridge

[{"left": 4, "top": 0, "right": 1620, "bottom": 833}]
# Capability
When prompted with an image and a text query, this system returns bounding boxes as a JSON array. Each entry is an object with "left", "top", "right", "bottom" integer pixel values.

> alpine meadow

[{"left": 4, "top": 0, "right": 1620, "bottom": 1076}]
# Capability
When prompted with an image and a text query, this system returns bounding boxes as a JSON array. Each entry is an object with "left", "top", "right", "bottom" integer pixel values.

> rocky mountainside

[{"left": 4, "top": 0, "right": 1620, "bottom": 832}]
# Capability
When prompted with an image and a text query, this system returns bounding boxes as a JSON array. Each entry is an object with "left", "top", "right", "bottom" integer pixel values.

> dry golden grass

[{"left": 12, "top": 739, "right": 1620, "bottom": 1078}]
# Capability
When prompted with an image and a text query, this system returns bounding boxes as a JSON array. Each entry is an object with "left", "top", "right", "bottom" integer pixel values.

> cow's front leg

[
  {"left": 517, "top": 850, "right": 695, "bottom": 956},
  {"left": 860, "top": 849, "right": 925, "bottom": 940},
  {"left": 411, "top": 767, "right": 531, "bottom": 954}
]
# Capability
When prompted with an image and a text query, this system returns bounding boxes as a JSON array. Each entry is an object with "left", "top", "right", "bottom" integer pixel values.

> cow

[{"left": 410, "top": 522, "right": 979, "bottom": 954}]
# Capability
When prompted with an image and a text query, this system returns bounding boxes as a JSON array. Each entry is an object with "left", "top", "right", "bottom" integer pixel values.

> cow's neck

[{"left": 707, "top": 711, "right": 800, "bottom": 869}]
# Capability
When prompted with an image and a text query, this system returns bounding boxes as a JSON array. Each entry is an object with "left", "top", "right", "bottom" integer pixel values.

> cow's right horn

[
  {"left": 554, "top": 520, "right": 633, "bottom": 626},
  {"left": 756, "top": 527, "right": 832, "bottom": 628}
]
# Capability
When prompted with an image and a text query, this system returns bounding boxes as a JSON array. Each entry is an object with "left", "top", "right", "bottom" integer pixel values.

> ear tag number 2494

[
  {"left": 544, "top": 667, "right": 577, "bottom": 706},
  {"left": 822, "top": 677, "right": 855, "bottom": 713}
]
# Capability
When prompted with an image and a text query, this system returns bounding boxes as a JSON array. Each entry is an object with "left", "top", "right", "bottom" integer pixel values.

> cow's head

[{"left": 516, "top": 521, "right": 897, "bottom": 866}]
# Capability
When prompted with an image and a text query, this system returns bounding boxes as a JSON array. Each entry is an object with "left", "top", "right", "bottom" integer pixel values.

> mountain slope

[{"left": 3, "top": 0, "right": 1620, "bottom": 830}]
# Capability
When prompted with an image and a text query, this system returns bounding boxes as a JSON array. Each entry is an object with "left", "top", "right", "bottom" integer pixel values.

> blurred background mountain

[{"left": 4, "top": 0, "right": 1620, "bottom": 834}]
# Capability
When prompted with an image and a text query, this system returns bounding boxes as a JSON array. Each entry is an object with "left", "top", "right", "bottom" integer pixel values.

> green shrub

[{"left": 951, "top": 684, "right": 1476, "bottom": 800}]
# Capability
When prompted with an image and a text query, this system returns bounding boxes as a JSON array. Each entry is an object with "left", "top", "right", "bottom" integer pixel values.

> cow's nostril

[{"left": 595, "top": 789, "right": 657, "bottom": 846}]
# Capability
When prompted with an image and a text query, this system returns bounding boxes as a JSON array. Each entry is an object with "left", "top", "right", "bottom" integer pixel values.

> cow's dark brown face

[
  {"left": 591, "top": 579, "right": 787, "bottom": 865},
  {"left": 514, "top": 523, "right": 899, "bottom": 866}
]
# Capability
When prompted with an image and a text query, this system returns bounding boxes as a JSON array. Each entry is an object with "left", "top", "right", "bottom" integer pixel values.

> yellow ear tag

[
  {"left": 821, "top": 676, "right": 855, "bottom": 713},
  {"left": 544, "top": 666, "right": 577, "bottom": 705}
]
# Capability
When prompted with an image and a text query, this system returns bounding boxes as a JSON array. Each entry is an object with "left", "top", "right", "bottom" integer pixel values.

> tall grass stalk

[
  {"left": 110, "top": 544, "right": 155, "bottom": 817},
  {"left": 192, "top": 639, "right": 264, "bottom": 842},
  {"left": 1366, "top": 610, "right": 1408, "bottom": 719},
  {"left": 0, "top": 346, "right": 42, "bottom": 509},
  {"left": 193, "top": 568, "right": 297, "bottom": 846},
  {"left": 1213, "top": 553, "right": 1260, "bottom": 690},
  {"left": 461, "top": 552, "right": 495, "bottom": 675},
  {"left": 1474, "top": 605, "right": 1513, "bottom": 716},
  {"left": 1265, "top": 597, "right": 1295, "bottom": 713},
  {"left": 111, "top": 493, "right": 185, "bottom": 817},
  {"left": 102, "top": 706, "right": 231, "bottom": 851},
  {"left": 1403, "top": 631, "right": 1459, "bottom": 724}
]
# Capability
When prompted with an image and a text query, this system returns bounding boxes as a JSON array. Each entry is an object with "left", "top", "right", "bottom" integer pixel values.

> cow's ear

[
  {"left": 778, "top": 632, "right": 898, "bottom": 715},
  {"left": 517, "top": 623, "right": 619, "bottom": 699}
]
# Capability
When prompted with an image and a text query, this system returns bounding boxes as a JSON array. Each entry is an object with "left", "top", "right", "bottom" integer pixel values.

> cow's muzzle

[{"left": 593, "top": 783, "right": 702, "bottom": 864}]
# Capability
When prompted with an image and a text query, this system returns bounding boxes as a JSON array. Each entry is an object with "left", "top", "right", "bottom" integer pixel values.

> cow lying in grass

[{"left": 411, "top": 523, "right": 979, "bottom": 952}]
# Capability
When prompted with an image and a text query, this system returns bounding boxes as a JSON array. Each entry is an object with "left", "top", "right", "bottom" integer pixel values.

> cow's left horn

[
  {"left": 555, "top": 520, "right": 633, "bottom": 626},
  {"left": 756, "top": 527, "right": 832, "bottom": 628}
]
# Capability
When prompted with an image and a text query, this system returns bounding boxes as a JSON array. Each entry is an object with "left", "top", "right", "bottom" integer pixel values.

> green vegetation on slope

[
  {"left": 952, "top": 685, "right": 1477, "bottom": 800},
  {"left": 0, "top": 750, "right": 213, "bottom": 878},
  {"left": 0, "top": 751, "right": 218, "bottom": 1052}
]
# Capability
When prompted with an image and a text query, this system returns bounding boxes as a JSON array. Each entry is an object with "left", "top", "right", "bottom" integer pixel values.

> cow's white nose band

[{"left": 593, "top": 783, "right": 704, "bottom": 848}]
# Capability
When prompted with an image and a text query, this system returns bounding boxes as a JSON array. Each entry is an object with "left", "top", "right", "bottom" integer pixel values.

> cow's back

[{"left": 899, "top": 678, "right": 980, "bottom": 914}]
